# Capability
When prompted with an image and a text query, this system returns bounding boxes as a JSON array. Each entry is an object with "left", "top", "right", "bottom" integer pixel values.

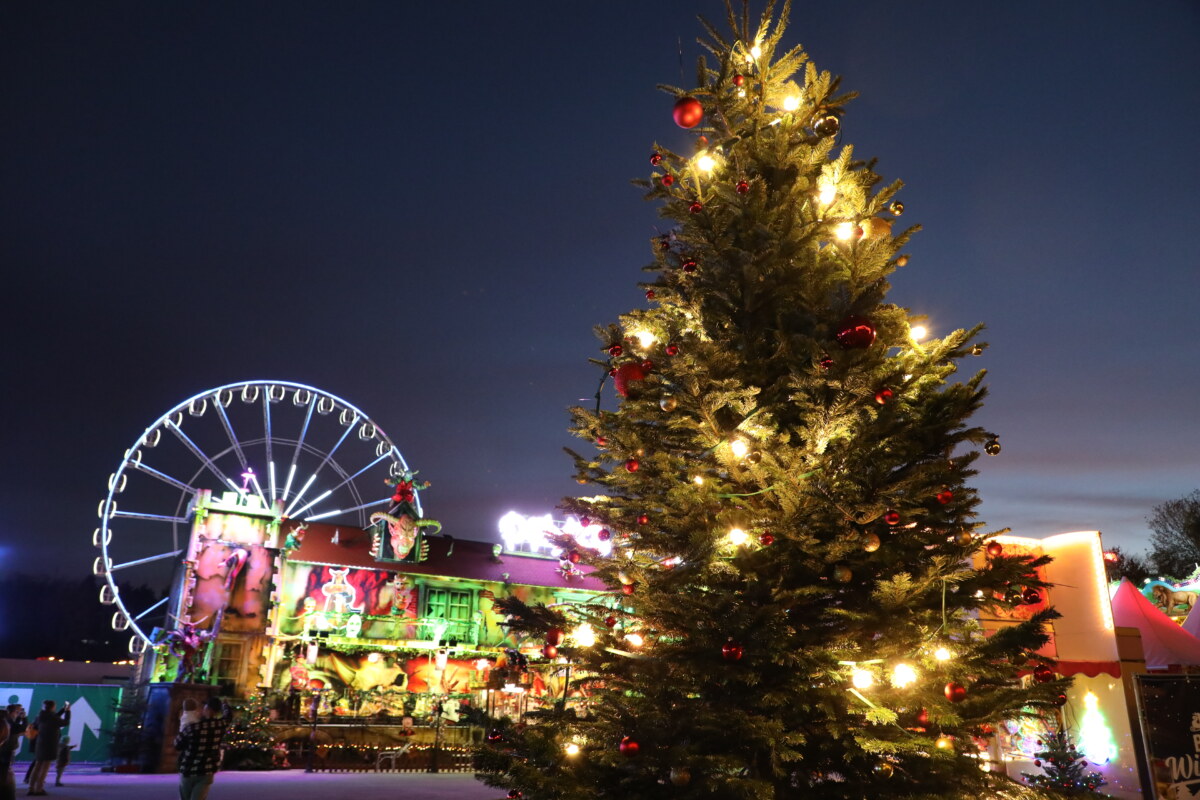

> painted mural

[
  {"left": 184, "top": 538, "right": 274, "bottom": 634},
  {"left": 278, "top": 563, "right": 418, "bottom": 639}
]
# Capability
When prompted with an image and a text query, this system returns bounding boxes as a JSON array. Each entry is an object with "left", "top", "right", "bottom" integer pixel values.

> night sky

[{"left": 3, "top": 2, "right": 1198, "bottom": 585}]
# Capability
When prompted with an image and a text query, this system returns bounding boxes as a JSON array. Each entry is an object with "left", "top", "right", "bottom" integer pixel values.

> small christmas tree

[
  {"left": 221, "top": 692, "right": 277, "bottom": 770},
  {"left": 1022, "top": 730, "right": 1106, "bottom": 796}
]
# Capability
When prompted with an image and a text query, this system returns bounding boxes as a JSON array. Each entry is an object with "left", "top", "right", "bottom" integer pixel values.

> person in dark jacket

[
  {"left": 26, "top": 700, "right": 68, "bottom": 796},
  {"left": 1, "top": 703, "right": 28, "bottom": 800},
  {"left": 175, "top": 697, "right": 228, "bottom": 800}
]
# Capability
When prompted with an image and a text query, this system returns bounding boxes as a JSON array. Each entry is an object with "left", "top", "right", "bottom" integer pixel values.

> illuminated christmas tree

[
  {"left": 222, "top": 692, "right": 276, "bottom": 770},
  {"left": 478, "top": 2, "right": 1067, "bottom": 798},
  {"left": 1022, "top": 730, "right": 1106, "bottom": 796}
]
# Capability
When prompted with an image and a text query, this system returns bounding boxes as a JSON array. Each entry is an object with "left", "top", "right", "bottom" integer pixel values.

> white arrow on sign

[{"left": 67, "top": 697, "right": 103, "bottom": 748}]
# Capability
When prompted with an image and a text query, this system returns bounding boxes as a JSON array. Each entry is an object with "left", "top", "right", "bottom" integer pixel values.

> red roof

[{"left": 286, "top": 521, "right": 608, "bottom": 592}]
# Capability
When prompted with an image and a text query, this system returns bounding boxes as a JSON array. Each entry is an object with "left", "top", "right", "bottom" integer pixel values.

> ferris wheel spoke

[
  {"left": 108, "top": 549, "right": 184, "bottom": 572},
  {"left": 166, "top": 419, "right": 240, "bottom": 493},
  {"left": 111, "top": 509, "right": 192, "bottom": 524},
  {"left": 282, "top": 397, "right": 317, "bottom": 501},
  {"left": 132, "top": 595, "right": 170, "bottom": 622},
  {"left": 262, "top": 390, "right": 274, "bottom": 477},
  {"left": 306, "top": 496, "right": 390, "bottom": 522},
  {"left": 129, "top": 461, "right": 198, "bottom": 495},
  {"left": 214, "top": 401, "right": 249, "bottom": 471},
  {"left": 325, "top": 451, "right": 391, "bottom": 497},
  {"left": 291, "top": 489, "right": 333, "bottom": 518}
]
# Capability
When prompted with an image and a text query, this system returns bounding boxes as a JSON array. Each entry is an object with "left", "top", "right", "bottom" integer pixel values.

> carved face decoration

[{"left": 388, "top": 514, "right": 418, "bottom": 559}]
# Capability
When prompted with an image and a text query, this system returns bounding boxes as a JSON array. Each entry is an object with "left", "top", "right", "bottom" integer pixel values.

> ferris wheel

[{"left": 93, "top": 380, "right": 422, "bottom": 654}]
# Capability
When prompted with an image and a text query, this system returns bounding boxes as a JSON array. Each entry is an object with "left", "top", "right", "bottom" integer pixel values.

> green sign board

[{"left": 0, "top": 683, "right": 123, "bottom": 763}]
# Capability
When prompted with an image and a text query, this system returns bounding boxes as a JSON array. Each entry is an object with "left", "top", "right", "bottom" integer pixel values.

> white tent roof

[{"left": 1110, "top": 578, "right": 1200, "bottom": 668}]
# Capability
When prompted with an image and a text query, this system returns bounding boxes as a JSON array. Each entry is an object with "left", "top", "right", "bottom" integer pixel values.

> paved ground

[{"left": 15, "top": 767, "right": 504, "bottom": 800}]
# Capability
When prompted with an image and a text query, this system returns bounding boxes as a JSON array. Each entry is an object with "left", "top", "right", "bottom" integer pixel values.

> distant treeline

[{"left": 0, "top": 574, "right": 162, "bottom": 661}]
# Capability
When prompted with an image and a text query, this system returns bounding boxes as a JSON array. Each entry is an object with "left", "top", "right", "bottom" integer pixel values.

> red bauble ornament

[
  {"left": 986, "top": 541, "right": 1003, "bottom": 557},
  {"left": 672, "top": 96, "right": 704, "bottom": 128},
  {"left": 661, "top": 174, "right": 675, "bottom": 187},
  {"left": 608, "top": 343, "right": 623, "bottom": 357},
  {"left": 665, "top": 343, "right": 679, "bottom": 356},
  {"left": 936, "top": 489, "right": 954, "bottom": 505},
  {"left": 835, "top": 315, "right": 876, "bottom": 349},
  {"left": 620, "top": 583, "right": 636, "bottom": 595},
  {"left": 722, "top": 639, "right": 744, "bottom": 661},
  {"left": 613, "top": 363, "right": 647, "bottom": 397},
  {"left": 944, "top": 682, "right": 967, "bottom": 703},
  {"left": 624, "top": 458, "right": 640, "bottom": 472},
  {"left": 915, "top": 708, "right": 929, "bottom": 728},
  {"left": 640, "top": 359, "right": 654, "bottom": 373},
  {"left": 542, "top": 644, "right": 558, "bottom": 659},
  {"left": 681, "top": 259, "right": 697, "bottom": 273},
  {"left": 1022, "top": 587, "right": 1042, "bottom": 605},
  {"left": 819, "top": 354, "right": 833, "bottom": 370},
  {"left": 568, "top": 551, "right": 581, "bottom": 564},
  {"left": 596, "top": 437, "right": 607, "bottom": 448},
  {"left": 546, "top": 627, "right": 565, "bottom": 646},
  {"left": 884, "top": 510, "right": 901, "bottom": 526},
  {"left": 604, "top": 615, "right": 617, "bottom": 628},
  {"left": 619, "top": 736, "right": 640, "bottom": 757},
  {"left": 1053, "top": 693, "right": 1068, "bottom": 707},
  {"left": 735, "top": 180, "right": 750, "bottom": 194},
  {"left": 759, "top": 533, "right": 775, "bottom": 546},
  {"left": 874, "top": 388, "right": 893, "bottom": 405},
  {"left": 507, "top": 790, "right": 523, "bottom": 799},
  {"left": 1032, "top": 664, "right": 1055, "bottom": 683},
  {"left": 733, "top": 74, "right": 745, "bottom": 87},
  {"left": 645, "top": 289, "right": 656, "bottom": 301},
  {"left": 688, "top": 201, "right": 703, "bottom": 214},
  {"left": 650, "top": 153, "right": 663, "bottom": 166},
  {"left": 598, "top": 528, "right": 611, "bottom": 541},
  {"left": 637, "top": 514, "right": 649, "bottom": 525}
]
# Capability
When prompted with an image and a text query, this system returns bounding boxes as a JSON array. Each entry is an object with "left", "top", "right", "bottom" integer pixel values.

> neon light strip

[
  {"left": 283, "top": 473, "right": 318, "bottom": 518},
  {"left": 269, "top": 461, "right": 277, "bottom": 502},
  {"left": 291, "top": 489, "right": 333, "bottom": 518}
]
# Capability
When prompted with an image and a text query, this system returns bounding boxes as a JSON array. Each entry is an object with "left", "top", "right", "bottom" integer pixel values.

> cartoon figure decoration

[
  {"left": 283, "top": 522, "right": 308, "bottom": 556},
  {"left": 386, "top": 574, "right": 409, "bottom": 616},
  {"left": 1150, "top": 581, "right": 1199, "bottom": 616},
  {"left": 320, "top": 568, "right": 362, "bottom": 615},
  {"left": 165, "top": 615, "right": 215, "bottom": 683}
]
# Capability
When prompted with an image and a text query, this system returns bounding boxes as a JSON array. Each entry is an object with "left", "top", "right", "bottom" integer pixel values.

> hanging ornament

[
  {"left": 936, "top": 734, "right": 954, "bottom": 750},
  {"left": 1053, "top": 693, "right": 1068, "bottom": 707},
  {"left": 650, "top": 153, "right": 663, "bottom": 166},
  {"left": 661, "top": 174, "right": 675, "bottom": 187},
  {"left": 860, "top": 217, "right": 893, "bottom": 239},
  {"left": 669, "top": 767, "right": 692, "bottom": 786},
  {"left": 673, "top": 96, "right": 704, "bottom": 128},
  {"left": 862, "top": 532, "right": 881, "bottom": 552},
  {"left": 874, "top": 762, "right": 894, "bottom": 778},
  {"left": 507, "top": 790, "right": 523, "bottom": 799},
  {"left": 732, "top": 74, "right": 745, "bottom": 87},
  {"left": 659, "top": 395, "right": 678, "bottom": 412},
  {"left": 986, "top": 541, "right": 1003, "bottom": 557},
  {"left": 681, "top": 259, "right": 697, "bottom": 273},
  {"left": 936, "top": 489, "right": 954, "bottom": 505},
  {"left": 619, "top": 736, "right": 640, "bottom": 757},
  {"left": 580, "top": 516, "right": 591, "bottom": 527},
  {"left": 641, "top": 359, "right": 654, "bottom": 373},
  {"left": 832, "top": 564, "right": 852, "bottom": 583},
  {"left": 985, "top": 437, "right": 1001, "bottom": 455},
  {"left": 665, "top": 343, "right": 679, "bottom": 356},
  {"left": 637, "top": 514, "right": 649, "bottom": 525},
  {"left": 696, "top": 135, "right": 708, "bottom": 148},
  {"left": 595, "top": 437, "right": 607, "bottom": 448},
  {"left": 604, "top": 615, "right": 618, "bottom": 628},
  {"left": 1033, "top": 664, "right": 1055, "bottom": 683},
  {"left": 884, "top": 510, "right": 901, "bottom": 526},
  {"left": 835, "top": 315, "right": 876, "bottom": 349},
  {"left": 915, "top": 708, "right": 930, "bottom": 729},
  {"left": 688, "top": 201, "right": 703, "bottom": 214},
  {"left": 613, "top": 363, "right": 647, "bottom": 397},
  {"left": 621, "top": 583, "right": 636, "bottom": 595},
  {"left": 645, "top": 289, "right": 656, "bottom": 301},
  {"left": 889, "top": 200, "right": 905, "bottom": 216},
  {"left": 874, "top": 388, "right": 893, "bottom": 405},
  {"left": 813, "top": 113, "right": 840, "bottom": 137},
  {"left": 819, "top": 354, "right": 833, "bottom": 370},
  {"left": 955, "top": 531, "right": 974, "bottom": 546},
  {"left": 597, "top": 528, "right": 611, "bottom": 541},
  {"left": 722, "top": 639, "right": 744, "bottom": 661},
  {"left": 568, "top": 550, "right": 581, "bottom": 564},
  {"left": 759, "top": 532, "right": 775, "bottom": 546},
  {"left": 944, "top": 682, "right": 967, "bottom": 703},
  {"left": 1022, "top": 587, "right": 1042, "bottom": 605},
  {"left": 735, "top": 180, "right": 750, "bottom": 194},
  {"left": 542, "top": 644, "right": 558, "bottom": 659},
  {"left": 608, "top": 343, "right": 624, "bottom": 357},
  {"left": 895, "top": 254, "right": 909, "bottom": 267}
]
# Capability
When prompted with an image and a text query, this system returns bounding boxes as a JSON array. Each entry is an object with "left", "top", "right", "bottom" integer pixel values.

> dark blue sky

[{"left": 3, "top": 1, "right": 1198, "bottom": 579}]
